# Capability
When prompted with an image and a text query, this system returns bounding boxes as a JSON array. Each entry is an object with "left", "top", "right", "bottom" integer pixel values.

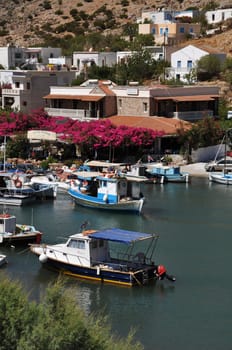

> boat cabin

[
  {"left": 0, "top": 214, "right": 16, "bottom": 234},
  {"left": 65, "top": 228, "right": 158, "bottom": 268},
  {"left": 77, "top": 172, "right": 143, "bottom": 204}
]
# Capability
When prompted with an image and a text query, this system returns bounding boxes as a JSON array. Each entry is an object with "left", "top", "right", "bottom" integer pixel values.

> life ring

[{"left": 15, "top": 179, "right": 22, "bottom": 188}]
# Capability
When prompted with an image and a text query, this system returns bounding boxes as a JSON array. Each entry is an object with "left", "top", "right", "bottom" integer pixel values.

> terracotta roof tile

[{"left": 108, "top": 116, "right": 191, "bottom": 135}]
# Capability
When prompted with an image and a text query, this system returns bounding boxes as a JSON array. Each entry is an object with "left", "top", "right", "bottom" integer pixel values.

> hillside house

[
  {"left": 72, "top": 51, "right": 116, "bottom": 75},
  {"left": 44, "top": 80, "right": 219, "bottom": 122},
  {"left": 165, "top": 44, "right": 226, "bottom": 83},
  {"left": 1, "top": 70, "right": 76, "bottom": 113},
  {"left": 44, "top": 79, "right": 117, "bottom": 120},
  {"left": 0, "top": 45, "right": 62, "bottom": 70},
  {"left": 205, "top": 8, "right": 232, "bottom": 24}
]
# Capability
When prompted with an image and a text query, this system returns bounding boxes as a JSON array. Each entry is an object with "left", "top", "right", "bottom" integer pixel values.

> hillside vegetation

[{"left": 0, "top": 0, "right": 231, "bottom": 53}]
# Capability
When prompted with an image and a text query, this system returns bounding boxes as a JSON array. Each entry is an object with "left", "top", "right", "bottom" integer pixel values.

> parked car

[{"left": 205, "top": 157, "right": 232, "bottom": 172}]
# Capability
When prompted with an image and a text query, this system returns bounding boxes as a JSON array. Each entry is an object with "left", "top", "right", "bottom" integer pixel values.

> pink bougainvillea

[{"left": 0, "top": 109, "right": 164, "bottom": 150}]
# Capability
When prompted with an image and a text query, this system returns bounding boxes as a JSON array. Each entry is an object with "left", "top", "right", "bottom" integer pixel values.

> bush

[{"left": 0, "top": 276, "right": 143, "bottom": 350}]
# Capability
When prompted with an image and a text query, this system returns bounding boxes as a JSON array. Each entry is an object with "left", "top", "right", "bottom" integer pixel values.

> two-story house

[
  {"left": 165, "top": 44, "right": 226, "bottom": 83},
  {"left": 0, "top": 45, "right": 62, "bottom": 70},
  {"left": 44, "top": 79, "right": 117, "bottom": 120},
  {"left": 138, "top": 9, "right": 200, "bottom": 45},
  {"left": 44, "top": 79, "right": 219, "bottom": 123},
  {"left": 1, "top": 70, "right": 76, "bottom": 113}
]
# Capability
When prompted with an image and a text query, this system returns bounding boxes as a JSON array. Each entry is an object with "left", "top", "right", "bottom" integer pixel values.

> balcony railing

[
  {"left": 45, "top": 108, "right": 99, "bottom": 120},
  {"left": 171, "top": 110, "right": 214, "bottom": 121},
  {"left": 2, "top": 89, "right": 21, "bottom": 95}
]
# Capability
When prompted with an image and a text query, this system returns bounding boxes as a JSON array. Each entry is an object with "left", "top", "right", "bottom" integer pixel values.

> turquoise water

[{"left": 2, "top": 177, "right": 232, "bottom": 350}]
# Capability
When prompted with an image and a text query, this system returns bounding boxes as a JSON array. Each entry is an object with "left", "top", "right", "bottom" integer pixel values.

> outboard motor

[{"left": 155, "top": 265, "right": 176, "bottom": 282}]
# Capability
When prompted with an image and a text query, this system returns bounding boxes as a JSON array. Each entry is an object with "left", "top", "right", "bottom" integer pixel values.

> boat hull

[
  {"left": 31, "top": 247, "right": 156, "bottom": 287},
  {"left": 0, "top": 193, "right": 35, "bottom": 206},
  {"left": 209, "top": 172, "right": 232, "bottom": 185},
  {"left": 68, "top": 189, "right": 144, "bottom": 213}
]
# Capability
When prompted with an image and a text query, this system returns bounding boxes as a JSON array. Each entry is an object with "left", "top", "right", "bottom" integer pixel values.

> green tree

[
  {"left": 116, "top": 49, "right": 157, "bottom": 84},
  {"left": 197, "top": 55, "right": 221, "bottom": 81},
  {"left": 0, "top": 276, "right": 143, "bottom": 350}
]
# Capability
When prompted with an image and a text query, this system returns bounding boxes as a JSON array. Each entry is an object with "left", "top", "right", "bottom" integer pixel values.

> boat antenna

[{"left": 80, "top": 221, "right": 89, "bottom": 231}]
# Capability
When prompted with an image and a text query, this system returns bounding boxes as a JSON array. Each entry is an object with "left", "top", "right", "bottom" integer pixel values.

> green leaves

[{"left": 0, "top": 276, "right": 143, "bottom": 350}]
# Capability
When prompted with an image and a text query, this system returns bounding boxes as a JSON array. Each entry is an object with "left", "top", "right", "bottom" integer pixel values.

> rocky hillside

[{"left": 0, "top": 0, "right": 231, "bottom": 49}]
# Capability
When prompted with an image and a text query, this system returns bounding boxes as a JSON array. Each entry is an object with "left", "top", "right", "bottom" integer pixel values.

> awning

[
  {"left": 89, "top": 228, "right": 155, "bottom": 244},
  {"left": 154, "top": 95, "right": 218, "bottom": 102},
  {"left": 43, "top": 94, "right": 104, "bottom": 102},
  {"left": 173, "top": 95, "right": 217, "bottom": 102}
]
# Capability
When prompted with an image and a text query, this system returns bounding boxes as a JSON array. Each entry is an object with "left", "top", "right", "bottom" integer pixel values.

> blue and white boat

[
  {"left": 145, "top": 163, "right": 189, "bottom": 183},
  {"left": 209, "top": 171, "right": 232, "bottom": 185},
  {"left": 30, "top": 227, "right": 175, "bottom": 287},
  {"left": 68, "top": 171, "right": 145, "bottom": 214}
]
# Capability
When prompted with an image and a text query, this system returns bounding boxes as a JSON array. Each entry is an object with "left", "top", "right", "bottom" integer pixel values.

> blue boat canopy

[{"left": 90, "top": 228, "right": 155, "bottom": 244}]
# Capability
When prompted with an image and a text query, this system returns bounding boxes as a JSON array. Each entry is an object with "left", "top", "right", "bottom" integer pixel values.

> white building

[
  {"left": 165, "top": 44, "right": 226, "bottom": 83},
  {"left": 72, "top": 51, "right": 117, "bottom": 73},
  {"left": 205, "top": 8, "right": 232, "bottom": 24},
  {"left": 0, "top": 46, "right": 62, "bottom": 70},
  {"left": 137, "top": 9, "right": 198, "bottom": 24},
  {"left": 1, "top": 70, "right": 76, "bottom": 113}
]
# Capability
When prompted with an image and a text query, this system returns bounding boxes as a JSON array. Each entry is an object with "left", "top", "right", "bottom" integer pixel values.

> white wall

[{"left": 206, "top": 8, "right": 232, "bottom": 24}]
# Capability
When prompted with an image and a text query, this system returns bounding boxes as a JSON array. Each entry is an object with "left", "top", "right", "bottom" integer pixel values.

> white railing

[
  {"left": 2, "top": 89, "right": 21, "bottom": 95},
  {"left": 172, "top": 110, "right": 214, "bottom": 121},
  {"left": 45, "top": 108, "right": 99, "bottom": 120}
]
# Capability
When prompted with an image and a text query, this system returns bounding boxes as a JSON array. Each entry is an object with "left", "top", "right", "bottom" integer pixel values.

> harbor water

[{"left": 1, "top": 176, "right": 232, "bottom": 350}]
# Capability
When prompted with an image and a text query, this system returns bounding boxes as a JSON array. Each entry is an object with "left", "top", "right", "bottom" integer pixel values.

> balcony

[
  {"left": 172, "top": 110, "right": 214, "bottom": 121},
  {"left": 45, "top": 108, "right": 99, "bottom": 120},
  {"left": 2, "top": 89, "right": 21, "bottom": 95}
]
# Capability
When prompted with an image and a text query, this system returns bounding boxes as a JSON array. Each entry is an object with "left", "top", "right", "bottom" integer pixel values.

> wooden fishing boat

[
  {"left": 0, "top": 212, "right": 43, "bottom": 245},
  {"left": 68, "top": 171, "right": 145, "bottom": 214},
  {"left": 30, "top": 227, "right": 175, "bottom": 287}
]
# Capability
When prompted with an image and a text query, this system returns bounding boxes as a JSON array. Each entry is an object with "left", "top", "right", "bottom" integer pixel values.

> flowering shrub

[{"left": 0, "top": 109, "right": 164, "bottom": 158}]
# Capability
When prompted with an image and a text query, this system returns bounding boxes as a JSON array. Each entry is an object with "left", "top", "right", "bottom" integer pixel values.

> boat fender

[
  {"left": 103, "top": 194, "right": 108, "bottom": 202},
  {"left": 96, "top": 266, "right": 101, "bottom": 275},
  {"left": 39, "top": 253, "right": 48, "bottom": 263}
]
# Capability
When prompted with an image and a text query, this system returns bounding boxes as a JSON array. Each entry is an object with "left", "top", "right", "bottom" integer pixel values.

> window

[
  {"left": 177, "top": 60, "right": 181, "bottom": 68},
  {"left": 160, "top": 28, "right": 164, "bottom": 35},
  {"left": 15, "top": 53, "right": 22, "bottom": 59},
  {"left": 143, "top": 102, "right": 148, "bottom": 112},
  {"left": 222, "top": 12, "right": 225, "bottom": 21},
  {"left": 119, "top": 99, "right": 122, "bottom": 108},
  {"left": 180, "top": 27, "right": 185, "bottom": 33},
  {"left": 212, "top": 14, "right": 215, "bottom": 21},
  {"left": 26, "top": 82, "right": 30, "bottom": 90},
  {"left": 151, "top": 27, "right": 156, "bottom": 34},
  {"left": 68, "top": 239, "right": 85, "bottom": 249},
  {"left": 187, "top": 60, "right": 192, "bottom": 69},
  {"left": 15, "top": 82, "right": 20, "bottom": 88}
]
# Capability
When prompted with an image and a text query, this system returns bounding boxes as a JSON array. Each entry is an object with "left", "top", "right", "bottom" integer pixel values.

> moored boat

[
  {"left": 145, "top": 163, "right": 189, "bottom": 183},
  {"left": 0, "top": 212, "right": 43, "bottom": 245},
  {"left": 68, "top": 171, "right": 145, "bottom": 214},
  {"left": 30, "top": 227, "right": 175, "bottom": 287},
  {"left": 209, "top": 171, "right": 232, "bottom": 185}
]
